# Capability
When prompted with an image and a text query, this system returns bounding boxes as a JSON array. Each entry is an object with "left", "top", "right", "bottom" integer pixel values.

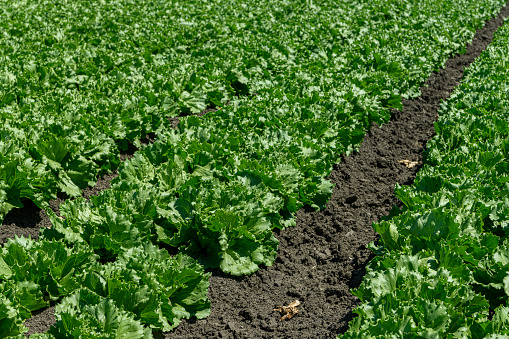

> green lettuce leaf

[
  {"left": 0, "top": 294, "right": 27, "bottom": 338},
  {"left": 81, "top": 243, "right": 210, "bottom": 331},
  {"left": 48, "top": 289, "right": 152, "bottom": 339}
]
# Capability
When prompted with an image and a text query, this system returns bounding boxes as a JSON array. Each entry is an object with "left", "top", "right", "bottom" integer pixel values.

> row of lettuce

[
  {"left": 340, "top": 17, "right": 509, "bottom": 338},
  {"left": 0, "top": 0, "right": 508, "bottom": 337},
  {"left": 0, "top": 240, "right": 209, "bottom": 337},
  {"left": 1, "top": 0, "right": 506, "bottom": 223}
]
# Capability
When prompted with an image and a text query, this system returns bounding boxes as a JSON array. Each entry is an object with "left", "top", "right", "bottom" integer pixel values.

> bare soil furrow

[{"left": 4, "top": 2, "right": 509, "bottom": 336}]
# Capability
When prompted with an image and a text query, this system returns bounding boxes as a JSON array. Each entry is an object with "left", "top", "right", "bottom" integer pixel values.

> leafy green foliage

[
  {"left": 0, "top": 293, "right": 27, "bottom": 338},
  {"left": 340, "top": 18, "right": 509, "bottom": 338},
  {"left": 81, "top": 244, "right": 210, "bottom": 331},
  {"left": 46, "top": 289, "right": 153, "bottom": 339},
  {"left": 345, "top": 253, "right": 489, "bottom": 338},
  {"left": 0, "top": 0, "right": 505, "bottom": 223},
  {"left": 0, "top": 0, "right": 508, "bottom": 336},
  {"left": 0, "top": 237, "right": 210, "bottom": 335},
  {"left": 0, "top": 237, "right": 97, "bottom": 309}
]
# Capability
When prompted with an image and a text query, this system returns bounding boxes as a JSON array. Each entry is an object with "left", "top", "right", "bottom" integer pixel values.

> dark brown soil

[{"left": 3, "top": 2, "right": 509, "bottom": 337}]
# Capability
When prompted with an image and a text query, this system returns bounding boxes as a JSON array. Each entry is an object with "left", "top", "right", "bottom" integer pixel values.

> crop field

[{"left": 1, "top": 0, "right": 509, "bottom": 337}]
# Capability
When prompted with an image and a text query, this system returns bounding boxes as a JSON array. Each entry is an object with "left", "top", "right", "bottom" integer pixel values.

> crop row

[
  {"left": 0, "top": 0, "right": 508, "bottom": 337},
  {"left": 340, "top": 16, "right": 509, "bottom": 338},
  {"left": 1, "top": 0, "right": 505, "bottom": 223}
]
